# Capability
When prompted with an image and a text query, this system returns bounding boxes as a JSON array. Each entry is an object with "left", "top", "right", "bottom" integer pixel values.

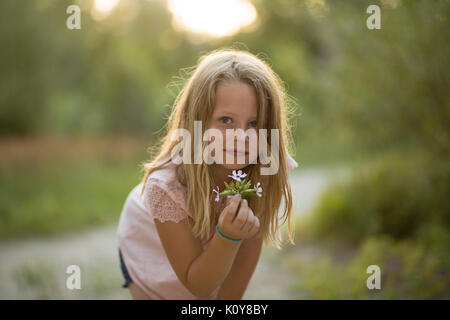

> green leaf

[
  {"left": 240, "top": 189, "right": 257, "bottom": 197},
  {"left": 219, "top": 189, "right": 235, "bottom": 196}
]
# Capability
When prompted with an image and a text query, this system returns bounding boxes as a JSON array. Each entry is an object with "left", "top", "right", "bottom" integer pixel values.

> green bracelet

[{"left": 216, "top": 224, "right": 243, "bottom": 243}]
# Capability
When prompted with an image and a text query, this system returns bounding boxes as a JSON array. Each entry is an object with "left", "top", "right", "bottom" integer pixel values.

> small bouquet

[{"left": 212, "top": 170, "right": 263, "bottom": 202}]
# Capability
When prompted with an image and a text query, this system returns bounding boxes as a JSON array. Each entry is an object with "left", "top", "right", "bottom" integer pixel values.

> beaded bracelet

[{"left": 216, "top": 224, "right": 243, "bottom": 243}]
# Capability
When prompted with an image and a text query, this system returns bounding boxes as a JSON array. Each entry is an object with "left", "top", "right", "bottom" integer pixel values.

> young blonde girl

[{"left": 116, "top": 48, "right": 298, "bottom": 300}]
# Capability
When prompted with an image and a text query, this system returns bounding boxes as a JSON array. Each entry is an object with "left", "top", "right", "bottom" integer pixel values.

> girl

[{"left": 116, "top": 48, "right": 298, "bottom": 300}]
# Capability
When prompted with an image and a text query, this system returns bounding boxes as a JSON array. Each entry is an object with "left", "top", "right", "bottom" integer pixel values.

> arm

[
  {"left": 151, "top": 180, "right": 262, "bottom": 297},
  {"left": 216, "top": 234, "right": 263, "bottom": 300},
  {"left": 188, "top": 197, "right": 262, "bottom": 297},
  {"left": 187, "top": 230, "right": 243, "bottom": 297},
  {"left": 146, "top": 176, "right": 242, "bottom": 298},
  {"left": 155, "top": 218, "right": 242, "bottom": 297}
]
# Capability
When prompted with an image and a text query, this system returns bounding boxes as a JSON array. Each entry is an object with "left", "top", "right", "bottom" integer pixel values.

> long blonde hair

[{"left": 139, "top": 48, "right": 296, "bottom": 249}]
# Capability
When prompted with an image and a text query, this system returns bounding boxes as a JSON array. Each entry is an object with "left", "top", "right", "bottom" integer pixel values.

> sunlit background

[
  {"left": 168, "top": 0, "right": 257, "bottom": 37},
  {"left": 0, "top": 0, "right": 449, "bottom": 299},
  {"left": 91, "top": 0, "right": 121, "bottom": 20},
  {"left": 90, "top": 0, "right": 257, "bottom": 37}
]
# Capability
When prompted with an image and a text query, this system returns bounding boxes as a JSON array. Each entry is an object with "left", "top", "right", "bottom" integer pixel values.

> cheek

[
  {"left": 216, "top": 128, "right": 228, "bottom": 148},
  {"left": 206, "top": 126, "right": 226, "bottom": 149},
  {"left": 249, "top": 138, "right": 259, "bottom": 163}
]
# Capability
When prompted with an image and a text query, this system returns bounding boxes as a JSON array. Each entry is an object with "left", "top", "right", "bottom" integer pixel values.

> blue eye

[
  {"left": 220, "top": 117, "right": 232, "bottom": 124},
  {"left": 249, "top": 121, "right": 258, "bottom": 128}
]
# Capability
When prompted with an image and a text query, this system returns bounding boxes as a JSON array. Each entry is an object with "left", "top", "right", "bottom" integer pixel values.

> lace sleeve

[{"left": 142, "top": 178, "right": 188, "bottom": 223}]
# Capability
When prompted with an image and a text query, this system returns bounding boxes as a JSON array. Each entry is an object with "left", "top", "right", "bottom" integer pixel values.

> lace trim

[{"left": 143, "top": 178, "right": 189, "bottom": 223}]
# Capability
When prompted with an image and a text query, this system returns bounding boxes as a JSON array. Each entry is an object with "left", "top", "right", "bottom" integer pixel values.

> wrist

[{"left": 216, "top": 224, "right": 243, "bottom": 243}]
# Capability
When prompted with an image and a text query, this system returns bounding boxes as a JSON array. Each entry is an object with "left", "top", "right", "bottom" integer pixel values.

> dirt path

[{"left": 0, "top": 166, "right": 349, "bottom": 299}]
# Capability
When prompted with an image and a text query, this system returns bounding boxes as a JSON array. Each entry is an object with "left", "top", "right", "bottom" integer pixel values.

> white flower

[
  {"left": 254, "top": 182, "right": 263, "bottom": 197},
  {"left": 212, "top": 186, "right": 220, "bottom": 202},
  {"left": 228, "top": 170, "right": 247, "bottom": 182}
]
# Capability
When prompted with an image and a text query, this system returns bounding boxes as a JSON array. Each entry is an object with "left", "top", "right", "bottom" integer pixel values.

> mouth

[{"left": 224, "top": 149, "right": 249, "bottom": 156}]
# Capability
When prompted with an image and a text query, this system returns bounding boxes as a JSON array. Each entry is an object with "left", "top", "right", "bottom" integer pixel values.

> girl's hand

[{"left": 217, "top": 194, "right": 260, "bottom": 241}]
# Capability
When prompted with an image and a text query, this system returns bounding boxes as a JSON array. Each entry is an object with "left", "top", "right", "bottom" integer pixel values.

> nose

[
  {"left": 232, "top": 132, "right": 250, "bottom": 152},
  {"left": 233, "top": 126, "right": 249, "bottom": 143}
]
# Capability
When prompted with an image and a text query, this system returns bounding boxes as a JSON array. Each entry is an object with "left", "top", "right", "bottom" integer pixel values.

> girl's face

[{"left": 208, "top": 81, "right": 259, "bottom": 171}]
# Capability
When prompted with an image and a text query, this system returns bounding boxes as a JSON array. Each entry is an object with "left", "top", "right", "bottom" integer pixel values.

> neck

[{"left": 210, "top": 164, "right": 235, "bottom": 190}]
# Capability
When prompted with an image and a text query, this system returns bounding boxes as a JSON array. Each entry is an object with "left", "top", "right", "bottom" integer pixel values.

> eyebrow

[
  {"left": 217, "top": 111, "right": 257, "bottom": 120},
  {"left": 218, "top": 111, "right": 239, "bottom": 117}
]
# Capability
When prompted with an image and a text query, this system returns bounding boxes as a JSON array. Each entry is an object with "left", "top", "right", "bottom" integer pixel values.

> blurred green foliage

[
  {"left": 309, "top": 153, "right": 450, "bottom": 244},
  {"left": 286, "top": 233, "right": 450, "bottom": 299},
  {"left": 292, "top": 153, "right": 450, "bottom": 298},
  {"left": 0, "top": 156, "right": 144, "bottom": 240},
  {"left": 1, "top": 0, "right": 448, "bottom": 163}
]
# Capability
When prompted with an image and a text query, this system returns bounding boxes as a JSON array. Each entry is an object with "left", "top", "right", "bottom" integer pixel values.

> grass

[
  {"left": 0, "top": 135, "right": 150, "bottom": 241},
  {"left": 0, "top": 160, "right": 144, "bottom": 240},
  {"left": 12, "top": 262, "right": 60, "bottom": 299},
  {"left": 283, "top": 233, "right": 450, "bottom": 299},
  {"left": 7, "top": 260, "right": 131, "bottom": 299}
]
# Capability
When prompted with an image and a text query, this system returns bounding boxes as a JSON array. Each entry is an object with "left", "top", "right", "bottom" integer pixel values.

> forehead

[{"left": 213, "top": 81, "right": 258, "bottom": 116}]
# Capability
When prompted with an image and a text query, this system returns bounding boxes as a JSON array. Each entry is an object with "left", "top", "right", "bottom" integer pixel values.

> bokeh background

[{"left": 0, "top": 0, "right": 449, "bottom": 299}]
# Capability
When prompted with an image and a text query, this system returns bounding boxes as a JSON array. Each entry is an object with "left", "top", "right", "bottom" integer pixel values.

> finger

[
  {"left": 224, "top": 194, "right": 241, "bottom": 223},
  {"left": 244, "top": 210, "right": 256, "bottom": 234},
  {"left": 225, "top": 195, "right": 234, "bottom": 206},
  {"left": 232, "top": 199, "right": 249, "bottom": 229},
  {"left": 252, "top": 215, "right": 261, "bottom": 236},
  {"left": 237, "top": 201, "right": 250, "bottom": 230}
]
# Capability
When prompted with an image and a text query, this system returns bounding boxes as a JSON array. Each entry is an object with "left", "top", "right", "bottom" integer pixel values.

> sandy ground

[{"left": 0, "top": 166, "right": 349, "bottom": 299}]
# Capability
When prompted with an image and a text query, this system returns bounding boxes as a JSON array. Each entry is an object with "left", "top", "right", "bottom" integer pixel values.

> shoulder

[
  {"left": 148, "top": 161, "right": 179, "bottom": 184},
  {"left": 148, "top": 163, "right": 185, "bottom": 195},
  {"left": 286, "top": 153, "right": 298, "bottom": 172},
  {"left": 142, "top": 162, "right": 191, "bottom": 222}
]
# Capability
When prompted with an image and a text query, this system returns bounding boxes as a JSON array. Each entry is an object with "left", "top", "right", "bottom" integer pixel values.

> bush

[
  {"left": 289, "top": 153, "right": 450, "bottom": 298},
  {"left": 309, "top": 153, "right": 450, "bottom": 245},
  {"left": 288, "top": 234, "right": 450, "bottom": 299}
]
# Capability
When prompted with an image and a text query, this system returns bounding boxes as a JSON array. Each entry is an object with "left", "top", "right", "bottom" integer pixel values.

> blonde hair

[{"left": 139, "top": 48, "right": 296, "bottom": 250}]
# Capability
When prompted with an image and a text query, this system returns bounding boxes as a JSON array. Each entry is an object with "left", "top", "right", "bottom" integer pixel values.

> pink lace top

[{"left": 116, "top": 155, "right": 298, "bottom": 300}]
